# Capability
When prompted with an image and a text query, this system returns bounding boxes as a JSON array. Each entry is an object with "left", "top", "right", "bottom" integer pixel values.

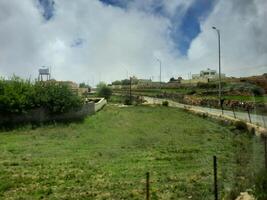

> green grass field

[{"left": 0, "top": 105, "right": 264, "bottom": 199}]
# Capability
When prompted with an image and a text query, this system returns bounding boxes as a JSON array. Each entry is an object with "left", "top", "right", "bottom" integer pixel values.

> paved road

[{"left": 144, "top": 96, "right": 267, "bottom": 128}]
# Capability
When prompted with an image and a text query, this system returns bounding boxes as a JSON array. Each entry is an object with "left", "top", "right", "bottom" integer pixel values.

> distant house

[
  {"left": 192, "top": 68, "right": 226, "bottom": 81},
  {"left": 137, "top": 79, "right": 152, "bottom": 87}
]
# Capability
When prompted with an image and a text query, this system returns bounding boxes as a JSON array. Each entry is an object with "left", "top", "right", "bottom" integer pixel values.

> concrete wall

[{"left": 94, "top": 98, "right": 107, "bottom": 112}]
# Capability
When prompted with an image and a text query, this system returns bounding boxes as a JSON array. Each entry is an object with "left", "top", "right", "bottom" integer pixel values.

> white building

[{"left": 192, "top": 68, "right": 225, "bottom": 80}]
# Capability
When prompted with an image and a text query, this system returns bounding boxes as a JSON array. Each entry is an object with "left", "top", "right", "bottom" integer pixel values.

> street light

[
  {"left": 155, "top": 58, "right": 162, "bottom": 90},
  {"left": 212, "top": 26, "right": 223, "bottom": 114}
]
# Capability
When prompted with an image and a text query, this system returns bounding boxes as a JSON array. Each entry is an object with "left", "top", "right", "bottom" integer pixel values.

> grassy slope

[
  {"left": 114, "top": 88, "right": 267, "bottom": 104},
  {"left": 0, "top": 105, "right": 264, "bottom": 199}
]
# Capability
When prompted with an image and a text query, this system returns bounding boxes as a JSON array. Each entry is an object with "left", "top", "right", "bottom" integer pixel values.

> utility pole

[
  {"left": 156, "top": 58, "right": 162, "bottom": 90},
  {"left": 212, "top": 26, "right": 223, "bottom": 114},
  {"left": 129, "top": 76, "right": 132, "bottom": 104}
]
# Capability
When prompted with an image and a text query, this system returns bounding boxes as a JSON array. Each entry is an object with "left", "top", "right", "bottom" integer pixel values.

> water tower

[{"left": 38, "top": 66, "right": 51, "bottom": 81}]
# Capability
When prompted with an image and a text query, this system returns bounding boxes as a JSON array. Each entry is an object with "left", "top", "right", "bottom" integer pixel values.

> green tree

[
  {"left": 0, "top": 77, "right": 83, "bottom": 114},
  {"left": 112, "top": 80, "right": 122, "bottom": 85},
  {"left": 34, "top": 82, "right": 83, "bottom": 114},
  {"left": 96, "top": 82, "right": 112, "bottom": 100},
  {"left": 0, "top": 76, "right": 35, "bottom": 113}
]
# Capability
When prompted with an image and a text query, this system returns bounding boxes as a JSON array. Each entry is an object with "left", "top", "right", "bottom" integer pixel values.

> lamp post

[
  {"left": 156, "top": 58, "right": 162, "bottom": 90},
  {"left": 212, "top": 26, "right": 223, "bottom": 114}
]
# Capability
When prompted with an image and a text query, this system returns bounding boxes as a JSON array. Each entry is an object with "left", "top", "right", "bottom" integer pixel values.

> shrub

[
  {"left": 124, "top": 98, "right": 132, "bottom": 105},
  {"left": 0, "top": 76, "right": 35, "bottom": 113},
  {"left": 96, "top": 82, "right": 112, "bottom": 100},
  {"left": 0, "top": 77, "right": 83, "bottom": 114},
  {"left": 234, "top": 120, "right": 248, "bottom": 131},
  {"left": 162, "top": 101, "right": 169, "bottom": 107},
  {"left": 251, "top": 86, "right": 264, "bottom": 96},
  {"left": 34, "top": 82, "right": 83, "bottom": 114},
  {"left": 187, "top": 90, "right": 196, "bottom": 95}
]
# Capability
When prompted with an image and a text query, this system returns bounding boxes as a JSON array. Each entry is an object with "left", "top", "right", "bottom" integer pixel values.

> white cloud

[
  {"left": 0, "top": 0, "right": 266, "bottom": 85},
  {"left": 187, "top": 0, "right": 267, "bottom": 77}
]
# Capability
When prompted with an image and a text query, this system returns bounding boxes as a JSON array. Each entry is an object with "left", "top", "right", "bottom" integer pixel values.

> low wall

[
  {"left": 94, "top": 98, "right": 107, "bottom": 112},
  {"left": 0, "top": 98, "right": 107, "bottom": 126}
]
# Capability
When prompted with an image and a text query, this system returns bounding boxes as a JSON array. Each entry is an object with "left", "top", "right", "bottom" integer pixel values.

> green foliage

[
  {"left": 0, "top": 77, "right": 83, "bottom": 114},
  {"left": 34, "top": 82, "right": 83, "bottom": 114},
  {"left": 234, "top": 120, "right": 248, "bottom": 131},
  {"left": 79, "top": 82, "right": 90, "bottom": 88},
  {"left": 121, "top": 79, "right": 131, "bottom": 85},
  {"left": 96, "top": 82, "right": 112, "bottom": 100},
  {"left": 251, "top": 86, "right": 264, "bottom": 96},
  {"left": 0, "top": 76, "right": 35, "bottom": 113},
  {"left": 162, "top": 100, "right": 169, "bottom": 106},
  {"left": 124, "top": 98, "right": 132, "bottom": 105},
  {"left": 111, "top": 80, "right": 122, "bottom": 85},
  {"left": 254, "top": 169, "right": 267, "bottom": 200},
  {"left": 197, "top": 82, "right": 218, "bottom": 89}
]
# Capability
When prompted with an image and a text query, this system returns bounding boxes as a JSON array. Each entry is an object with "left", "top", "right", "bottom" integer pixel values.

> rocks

[{"left": 235, "top": 192, "right": 255, "bottom": 200}]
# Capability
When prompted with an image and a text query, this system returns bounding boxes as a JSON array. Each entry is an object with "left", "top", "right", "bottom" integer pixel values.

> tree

[
  {"left": 121, "top": 79, "right": 131, "bottom": 85},
  {"left": 34, "top": 82, "right": 83, "bottom": 114},
  {"left": 0, "top": 76, "right": 83, "bottom": 114},
  {"left": 169, "top": 77, "right": 175, "bottom": 82},
  {"left": 96, "top": 82, "right": 112, "bottom": 100},
  {"left": 79, "top": 82, "right": 90, "bottom": 88},
  {"left": 112, "top": 80, "right": 122, "bottom": 85}
]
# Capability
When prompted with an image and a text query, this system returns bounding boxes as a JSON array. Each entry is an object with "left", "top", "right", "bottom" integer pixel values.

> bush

[
  {"left": 34, "top": 82, "right": 83, "bottom": 114},
  {"left": 162, "top": 101, "right": 169, "bottom": 106},
  {"left": 124, "top": 98, "right": 132, "bottom": 105},
  {"left": 0, "top": 76, "right": 35, "bottom": 113},
  {"left": 0, "top": 77, "right": 83, "bottom": 114},
  {"left": 187, "top": 90, "right": 196, "bottom": 95},
  {"left": 96, "top": 82, "right": 112, "bottom": 100},
  {"left": 234, "top": 120, "right": 248, "bottom": 131},
  {"left": 251, "top": 86, "right": 264, "bottom": 96}
]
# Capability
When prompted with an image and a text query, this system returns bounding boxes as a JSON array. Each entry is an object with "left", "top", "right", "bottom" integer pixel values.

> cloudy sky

[{"left": 0, "top": 0, "right": 266, "bottom": 85}]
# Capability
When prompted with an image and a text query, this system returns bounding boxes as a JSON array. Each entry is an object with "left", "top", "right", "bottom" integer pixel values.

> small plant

[
  {"left": 124, "top": 98, "right": 132, "bottom": 105},
  {"left": 162, "top": 101, "right": 169, "bottom": 107},
  {"left": 96, "top": 82, "right": 112, "bottom": 100},
  {"left": 234, "top": 120, "right": 248, "bottom": 131}
]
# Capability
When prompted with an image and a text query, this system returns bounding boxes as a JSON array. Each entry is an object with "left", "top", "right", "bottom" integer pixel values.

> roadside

[{"left": 143, "top": 96, "right": 267, "bottom": 135}]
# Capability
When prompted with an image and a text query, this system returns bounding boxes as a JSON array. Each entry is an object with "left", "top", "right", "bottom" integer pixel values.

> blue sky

[{"left": 38, "top": 0, "right": 55, "bottom": 20}]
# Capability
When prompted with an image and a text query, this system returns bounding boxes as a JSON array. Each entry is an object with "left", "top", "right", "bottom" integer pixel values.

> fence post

[
  {"left": 264, "top": 137, "right": 267, "bottom": 170},
  {"left": 146, "top": 172, "right": 150, "bottom": 200},
  {"left": 262, "top": 115, "right": 266, "bottom": 128},
  {"left": 213, "top": 156, "right": 218, "bottom": 200},
  {"left": 247, "top": 109, "right": 251, "bottom": 123},
  {"left": 232, "top": 107, "right": 236, "bottom": 119}
]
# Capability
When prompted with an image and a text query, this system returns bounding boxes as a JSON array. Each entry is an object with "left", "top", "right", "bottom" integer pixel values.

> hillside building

[{"left": 192, "top": 68, "right": 226, "bottom": 81}]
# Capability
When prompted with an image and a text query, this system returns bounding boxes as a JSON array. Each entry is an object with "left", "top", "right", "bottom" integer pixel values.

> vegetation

[
  {"left": 234, "top": 120, "right": 248, "bottom": 131},
  {"left": 79, "top": 82, "right": 90, "bottom": 89},
  {"left": 0, "top": 76, "right": 82, "bottom": 114},
  {"left": 254, "top": 169, "right": 267, "bottom": 200},
  {"left": 0, "top": 105, "right": 264, "bottom": 199},
  {"left": 162, "top": 100, "right": 169, "bottom": 106},
  {"left": 96, "top": 82, "right": 112, "bottom": 100}
]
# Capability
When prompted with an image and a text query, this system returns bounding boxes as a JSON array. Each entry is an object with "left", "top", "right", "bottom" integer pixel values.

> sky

[{"left": 0, "top": 0, "right": 266, "bottom": 85}]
